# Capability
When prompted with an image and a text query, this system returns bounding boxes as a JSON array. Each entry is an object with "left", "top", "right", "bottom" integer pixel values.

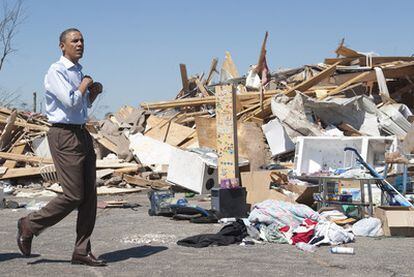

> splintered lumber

[
  {"left": 122, "top": 174, "right": 152, "bottom": 187},
  {"left": 0, "top": 118, "right": 49, "bottom": 132},
  {"left": 89, "top": 133, "right": 118, "bottom": 153},
  {"left": 3, "top": 144, "right": 26, "bottom": 168},
  {"left": 335, "top": 45, "right": 363, "bottom": 58},
  {"left": 195, "top": 117, "right": 266, "bottom": 168},
  {"left": 0, "top": 167, "right": 41, "bottom": 179},
  {"left": 325, "top": 56, "right": 414, "bottom": 66},
  {"left": 221, "top": 51, "right": 239, "bottom": 81},
  {"left": 0, "top": 110, "right": 17, "bottom": 150},
  {"left": 0, "top": 151, "right": 140, "bottom": 170},
  {"left": 195, "top": 78, "right": 211, "bottom": 97},
  {"left": 140, "top": 90, "right": 284, "bottom": 110},
  {"left": 0, "top": 151, "right": 53, "bottom": 164},
  {"left": 383, "top": 62, "right": 414, "bottom": 79},
  {"left": 96, "top": 160, "right": 140, "bottom": 169},
  {"left": 242, "top": 63, "right": 340, "bottom": 121},
  {"left": 113, "top": 166, "right": 140, "bottom": 175},
  {"left": 322, "top": 71, "right": 374, "bottom": 99},
  {"left": 215, "top": 85, "right": 239, "bottom": 183},
  {"left": 205, "top": 58, "right": 218, "bottom": 85},
  {"left": 180, "top": 64, "right": 190, "bottom": 91},
  {"left": 122, "top": 174, "right": 170, "bottom": 189},
  {"left": 285, "top": 62, "right": 340, "bottom": 97},
  {"left": 145, "top": 116, "right": 195, "bottom": 146}
]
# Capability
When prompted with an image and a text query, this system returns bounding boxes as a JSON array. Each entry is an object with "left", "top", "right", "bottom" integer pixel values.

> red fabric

[{"left": 291, "top": 219, "right": 318, "bottom": 245}]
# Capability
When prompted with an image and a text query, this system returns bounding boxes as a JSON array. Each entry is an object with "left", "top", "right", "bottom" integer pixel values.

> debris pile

[{"left": 1, "top": 36, "right": 414, "bottom": 244}]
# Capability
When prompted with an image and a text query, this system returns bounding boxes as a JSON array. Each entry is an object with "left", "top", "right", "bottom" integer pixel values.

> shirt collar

[{"left": 59, "top": 56, "right": 82, "bottom": 70}]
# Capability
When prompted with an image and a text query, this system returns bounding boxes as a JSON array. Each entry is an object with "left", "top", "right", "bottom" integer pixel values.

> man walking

[{"left": 17, "top": 28, "right": 106, "bottom": 267}]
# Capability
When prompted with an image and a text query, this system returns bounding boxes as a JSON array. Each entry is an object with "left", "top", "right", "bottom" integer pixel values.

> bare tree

[{"left": 0, "top": 0, "right": 23, "bottom": 71}]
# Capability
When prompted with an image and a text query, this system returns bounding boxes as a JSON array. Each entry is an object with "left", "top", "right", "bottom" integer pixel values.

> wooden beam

[
  {"left": 0, "top": 118, "right": 49, "bottom": 132},
  {"left": 195, "top": 78, "right": 211, "bottom": 97},
  {"left": 285, "top": 62, "right": 340, "bottom": 97},
  {"left": 3, "top": 144, "right": 26, "bottom": 168},
  {"left": 179, "top": 64, "right": 189, "bottom": 91},
  {"left": 205, "top": 58, "right": 218, "bottom": 86},
  {"left": 0, "top": 110, "right": 17, "bottom": 151},
  {"left": 0, "top": 151, "right": 53, "bottom": 164},
  {"left": 140, "top": 89, "right": 284, "bottom": 110},
  {"left": 0, "top": 167, "right": 41, "bottom": 179},
  {"left": 221, "top": 51, "right": 239, "bottom": 80},
  {"left": 322, "top": 71, "right": 374, "bottom": 99}
]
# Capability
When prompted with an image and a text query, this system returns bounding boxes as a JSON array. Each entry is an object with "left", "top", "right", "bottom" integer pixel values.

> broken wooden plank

[
  {"left": 205, "top": 57, "right": 218, "bottom": 86},
  {"left": 180, "top": 63, "right": 190, "bottom": 91},
  {"left": 0, "top": 110, "right": 17, "bottom": 151},
  {"left": 285, "top": 62, "right": 340, "bottom": 97},
  {"left": 0, "top": 167, "right": 41, "bottom": 179},
  {"left": 3, "top": 144, "right": 26, "bottom": 168},
  {"left": 145, "top": 116, "right": 196, "bottom": 146},
  {"left": 195, "top": 78, "right": 211, "bottom": 97},
  {"left": 122, "top": 174, "right": 151, "bottom": 188},
  {"left": 0, "top": 151, "right": 53, "bottom": 164},
  {"left": 220, "top": 51, "right": 239, "bottom": 81},
  {"left": 0, "top": 118, "right": 49, "bottom": 132},
  {"left": 322, "top": 71, "right": 374, "bottom": 99},
  {"left": 140, "top": 90, "right": 283, "bottom": 110}
]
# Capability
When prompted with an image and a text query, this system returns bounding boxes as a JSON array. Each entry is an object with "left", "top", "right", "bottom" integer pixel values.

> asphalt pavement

[{"left": 1, "top": 192, "right": 413, "bottom": 277}]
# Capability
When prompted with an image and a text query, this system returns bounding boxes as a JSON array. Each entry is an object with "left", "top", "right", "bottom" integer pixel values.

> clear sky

[{"left": 0, "top": 0, "right": 413, "bottom": 118}]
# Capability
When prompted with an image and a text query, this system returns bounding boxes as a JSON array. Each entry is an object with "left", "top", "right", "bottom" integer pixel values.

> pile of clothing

[{"left": 248, "top": 200, "right": 355, "bottom": 246}]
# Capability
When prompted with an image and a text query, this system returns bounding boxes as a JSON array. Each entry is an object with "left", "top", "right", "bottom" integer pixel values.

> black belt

[{"left": 51, "top": 123, "right": 86, "bottom": 130}]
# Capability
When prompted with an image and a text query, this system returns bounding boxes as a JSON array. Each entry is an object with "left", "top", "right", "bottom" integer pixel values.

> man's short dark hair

[{"left": 59, "top": 28, "right": 81, "bottom": 43}]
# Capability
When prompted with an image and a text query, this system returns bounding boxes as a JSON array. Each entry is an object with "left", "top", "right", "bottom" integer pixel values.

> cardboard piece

[
  {"left": 240, "top": 170, "right": 317, "bottom": 207},
  {"left": 375, "top": 206, "right": 414, "bottom": 237}
]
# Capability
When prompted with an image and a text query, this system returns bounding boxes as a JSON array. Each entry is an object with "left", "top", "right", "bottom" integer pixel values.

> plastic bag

[{"left": 352, "top": 217, "right": 383, "bottom": 237}]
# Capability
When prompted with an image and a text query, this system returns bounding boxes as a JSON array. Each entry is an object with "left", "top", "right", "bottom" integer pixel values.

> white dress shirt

[{"left": 44, "top": 56, "right": 91, "bottom": 124}]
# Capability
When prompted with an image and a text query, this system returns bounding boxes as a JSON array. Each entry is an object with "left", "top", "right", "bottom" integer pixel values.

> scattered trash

[
  {"left": 296, "top": 242, "right": 317, "bottom": 252},
  {"left": 25, "top": 200, "right": 48, "bottom": 211},
  {"left": 330, "top": 246, "right": 355, "bottom": 255}
]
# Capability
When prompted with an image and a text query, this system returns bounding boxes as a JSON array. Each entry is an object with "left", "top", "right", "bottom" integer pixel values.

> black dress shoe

[
  {"left": 71, "top": 252, "right": 107, "bottom": 267},
  {"left": 17, "top": 218, "right": 33, "bottom": 257}
]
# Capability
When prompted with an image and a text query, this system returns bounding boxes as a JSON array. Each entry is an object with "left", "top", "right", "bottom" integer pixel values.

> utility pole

[{"left": 33, "top": 92, "right": 37, "bottom": 113}]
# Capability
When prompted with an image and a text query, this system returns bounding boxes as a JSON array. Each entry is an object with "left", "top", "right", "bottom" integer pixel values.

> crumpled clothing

[
  {"left": 278, "top": 218, "right": 318, "bottom": 245},
  {"left": 250, "top": 200, "right": 319, "bottom": 244},
  {"left": 309, "top": 220, "right": 355, "bottom": 246},
  {"left": 248, "top": 200, "right": 320, "bottom": 228},
  {"left": 177, "top": 219, "right": 247, "bottom": 248}
]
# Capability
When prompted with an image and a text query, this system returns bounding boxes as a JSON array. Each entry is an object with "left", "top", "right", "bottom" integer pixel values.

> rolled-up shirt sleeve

[
  {"left": 86, "top": 90, "right": 92, "bottom": 108},
  {"left": 45, "top": 67, "right": 83, "bottom": 109}
]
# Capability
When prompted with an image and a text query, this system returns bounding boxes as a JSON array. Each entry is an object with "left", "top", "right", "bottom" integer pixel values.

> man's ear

[{"left": 59, "top": 42, "right": 65, "bottom": 54}]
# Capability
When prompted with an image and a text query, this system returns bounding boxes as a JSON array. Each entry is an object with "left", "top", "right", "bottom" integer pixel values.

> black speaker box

[{"left": 211, "top": 187, "right": 247, "bottom": 218}]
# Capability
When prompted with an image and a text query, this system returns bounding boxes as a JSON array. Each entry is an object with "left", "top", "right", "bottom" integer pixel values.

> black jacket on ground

[{"left": 177, "top": 219, "right": 247, "bottom": 248}]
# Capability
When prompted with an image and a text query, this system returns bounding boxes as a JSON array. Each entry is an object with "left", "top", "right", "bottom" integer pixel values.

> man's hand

[
  {"left": 79, "top": 76, "right": 94, "bottom": 95},
  {"left": 88, "top": 82, "right": 103, "bottom": 95},
  {"left": 88, "top": 82, "right": 103, "bottom": 104}
]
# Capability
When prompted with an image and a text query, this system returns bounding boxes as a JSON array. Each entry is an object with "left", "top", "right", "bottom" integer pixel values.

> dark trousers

[{"left": 27, "top": 126, "right": 97, "bottom": 255}]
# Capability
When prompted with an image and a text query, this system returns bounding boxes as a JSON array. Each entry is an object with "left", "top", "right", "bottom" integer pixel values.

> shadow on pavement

[
  {"left": 0, "top": 253, "right": 40, "bottom": 262},
  {"left": 99, "top": 245, "right": 168, "bottom": 263},
  {"left": 27, "top": 258, "right": 70, "bottom": 265}
]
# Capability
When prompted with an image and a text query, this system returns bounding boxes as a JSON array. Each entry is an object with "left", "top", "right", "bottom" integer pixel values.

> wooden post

[
  {"left": 33, "top": 92, "right": 37, "bottom": 113},
  {"left": 215, "top": 84, "right": 239, "bottom": 188}
]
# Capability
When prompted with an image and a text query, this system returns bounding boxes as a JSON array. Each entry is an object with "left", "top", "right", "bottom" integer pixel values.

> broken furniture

[{"left": 314, "top": 176, "right": 378, "bottom": 217}]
